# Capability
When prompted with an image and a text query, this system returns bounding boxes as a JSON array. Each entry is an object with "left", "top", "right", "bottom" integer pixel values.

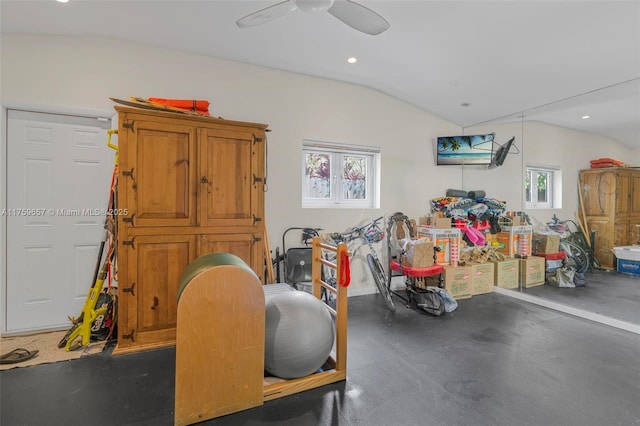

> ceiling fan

[{"left": 236, "top": 0, "right": 390, "bottom": 36}]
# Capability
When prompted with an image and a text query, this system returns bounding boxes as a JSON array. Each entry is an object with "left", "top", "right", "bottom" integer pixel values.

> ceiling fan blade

[
  {"left": 327, "top": 0, "right": 390, "bottom": 35},
  {"left": 236, "top": 0, "right": 298, "bottom": 28}
]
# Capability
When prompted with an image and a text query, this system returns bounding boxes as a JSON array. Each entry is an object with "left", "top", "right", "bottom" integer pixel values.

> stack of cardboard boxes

[
  {"left": 416, "top": 217, "right": 494, "bottom": 300},
  {"left": 490, "top": 217, "right": 547, "bottom": 288},
  {"left": 531, "top": 232, "right": 563, "bottom": 284},
  {"left": 414, "top": 214, "right": 554, "bottom": 295}
]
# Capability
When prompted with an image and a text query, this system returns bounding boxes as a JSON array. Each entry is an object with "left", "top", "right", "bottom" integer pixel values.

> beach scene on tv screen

[{"left": 437, "top": 134, "right": 493, "bottom": 165}]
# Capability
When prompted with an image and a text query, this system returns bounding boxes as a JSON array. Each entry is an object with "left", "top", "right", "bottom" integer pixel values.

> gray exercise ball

[{"left": 264, "top": 290, "right": 335, "bottom": 379}]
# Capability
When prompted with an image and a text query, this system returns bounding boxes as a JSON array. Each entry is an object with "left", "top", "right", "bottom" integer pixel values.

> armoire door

[
  {"left": 615, "top": 172, "right": 630, "bottom": 214},
  {"left": 119, "top": 117, "right": 197, "bottom": 228},
  {"left": 117, "top": 234, "right": 196, "bottom": 351},
  {"left": 198, "top": 128, "right": 262, "bottom": 228},
  {"left": 631, "top": 172, "right": 640, "bottom": 214},
  {"left": 197, "top": 233, "right": 263, "bottom": 281},
  {"left": 581, "top": 171, "right": 615, "bottom": 216}
]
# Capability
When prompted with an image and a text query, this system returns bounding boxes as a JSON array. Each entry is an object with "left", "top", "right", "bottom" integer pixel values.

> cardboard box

[
  {"left": 404, "top": 239, "right": 435, "bottom": 268},
  {"left": 415, "top": 217, "right": 450, "bottom": 229},
  {"left": 435, "top": 217, "right": 452, "bottom": 229},
  {"left": 512, "top": 216, "right": 526, "bottom": 226},
  {"left": 470, "top": 262, "right": 495, "bottom": 295},
  {"left": 443, "top": 265, "right": 473, "bottom": 300},
  {"left": 416, "top": 227, "right": 462, "bottom": 266},
  {"left": 617, "top": 258, "right": 640, "bottom": 276},
  {"left": 491, "top": 259, "right": 519, "bottom": 289},
  {"left": 519, "top": 256, "right": 545, "bottom": 287},
  {"left": 416, "top": 225, "right": 429, "bottom": 236},
  {"left": 532, "top": 233, "right": 561, "bottom": 254},
  {"left": 414, "top": 274, "right": 440, "bottom": 289},
  {"left": 495, "top": 225, "right": 533, "bottom": 257}
]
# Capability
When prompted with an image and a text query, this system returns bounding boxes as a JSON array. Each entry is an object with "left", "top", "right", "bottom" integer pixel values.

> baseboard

[{"left": 493, "top": 286, "right": 640, "bottom": 335}]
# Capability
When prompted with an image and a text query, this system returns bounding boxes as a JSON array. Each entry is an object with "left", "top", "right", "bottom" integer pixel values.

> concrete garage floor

[
  {"left": 2, "top": 289, "right": 639, "bottom": 426},
  {"left": 523, "top": 269, "right": 640, "bottom": 324}
]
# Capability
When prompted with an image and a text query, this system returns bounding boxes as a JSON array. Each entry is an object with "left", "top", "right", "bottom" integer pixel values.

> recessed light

[
  {"left": 57, "top": 0, "right": 69, "bottom": 3},
  {"left": 582, "top": 115, "right": 590, "bottom": 119},
  {"left": 347, "top": 57, "right": 357, "bottom": 64}
]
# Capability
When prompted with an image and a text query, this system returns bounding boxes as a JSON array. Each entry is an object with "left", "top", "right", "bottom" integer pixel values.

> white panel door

[{"left": 6, "top": 110, "right": 113, "bottom": 332}]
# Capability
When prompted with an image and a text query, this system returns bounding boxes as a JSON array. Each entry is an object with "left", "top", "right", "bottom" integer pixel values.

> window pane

[
  {"left": 537, "top": 172, "right": 548, "bottom": 203},
  {"left": 302, "top": 140, "right": 380, "bottom": 209},
  {"left": 304, "top": 153, "right": 331, "bottom": 199},
  {"left": 342, "top": 155, "right": 366, "bottom": 200},
  {"left": 525, "top": 166, "right": 558, "bottom": 209}
]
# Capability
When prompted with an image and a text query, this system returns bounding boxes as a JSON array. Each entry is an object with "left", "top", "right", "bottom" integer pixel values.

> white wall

[
  {"left": 1, "top": 34, "right": 635, "bottom": 301},
  {"left": 1, "top": 34, "right": 464, "bottom": 297}
]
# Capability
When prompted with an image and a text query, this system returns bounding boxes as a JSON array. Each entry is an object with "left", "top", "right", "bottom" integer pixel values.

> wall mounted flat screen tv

[{"left": 436, "top": 133, "right": 494, "bottom": 165}]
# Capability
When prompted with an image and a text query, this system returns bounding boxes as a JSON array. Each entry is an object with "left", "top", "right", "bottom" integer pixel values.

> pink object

[{"left": 464, "top": 227, "right": 485, "bottom": 246}]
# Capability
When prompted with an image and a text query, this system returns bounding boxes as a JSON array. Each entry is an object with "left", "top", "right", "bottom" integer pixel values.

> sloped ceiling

[{"left": 2, "top": 0, "right": 639, "bottom": 148}]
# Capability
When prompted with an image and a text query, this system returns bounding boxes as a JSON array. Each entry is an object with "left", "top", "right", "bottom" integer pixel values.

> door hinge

[
  {"left": 252, "top": 235, "right": 262, "bottom": 244},
  {"left": 122, "top": 214, "right": 135, "bottom": 227},
  {"left": 122, "top": 330, "right": 135, "bottom": 341},
  {"left": 122, "top": 283, "right": 135, "bottom": 296},
  {"left": 252, "top": 215, "right": 262, "bottom": 226},
  {"left": 123, "top": 121, "right": 135, "bottom": 132},
  {"left": 252, "top": 134, "right": 263, "bottom": 144},
  {"left": 122, "top": 168, "right": 135, "bottom": 179},
  {"left": 122, "top": 238, "right": 136, "bottom": 249},
  {"left": 252, "top": 174, "right": 263, "bottom": 185}
]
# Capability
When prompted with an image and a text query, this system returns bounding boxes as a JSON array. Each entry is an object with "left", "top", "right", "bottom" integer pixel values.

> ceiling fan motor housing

[{"left": 296, "top": 0, "right": 335, "bottom": 13}]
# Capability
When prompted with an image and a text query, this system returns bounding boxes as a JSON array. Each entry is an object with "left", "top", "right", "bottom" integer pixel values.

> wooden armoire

[
  {"left": 579, "top": 168, "right": 640, "bottom": 270},
  {"left": 112, "top": 106, "right": 268, "bottom": 354}
]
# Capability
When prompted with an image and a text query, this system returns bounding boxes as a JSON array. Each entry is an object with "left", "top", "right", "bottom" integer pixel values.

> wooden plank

[
  {"left": 263, "top": 370, "right": 347, "bottom": 402},
  {"left": 577, "top": 181, "right": 591, "bottom": 247},
  {"left": 114, "top": 105, "right": 268, "bottom": 130},
  {"left": 574, "top": 211, "right": 590, "bottom": 247},
  {"left": 175, "top": 259, "right": 265, "bottom": 426},
  {"left": 334, "top": 242, "right": 349, "bottom": 372},
  {"left": 263, "top": 223, "right": 275, "bottom": 284},
  {"left": 112, "top": 338, "right": 175, "bottom": 356}
]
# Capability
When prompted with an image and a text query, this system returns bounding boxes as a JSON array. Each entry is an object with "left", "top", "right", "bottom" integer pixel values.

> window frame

[
  {"left": 525, "top": 165, "right": 561, "bottom": 209},
  {"left": 301, "top": 140, "right": 380, "bottom": 209}
]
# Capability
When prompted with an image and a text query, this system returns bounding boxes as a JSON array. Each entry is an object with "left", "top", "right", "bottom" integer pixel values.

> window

[
  {"left": 525, "top": 165, "right": 561, "bottom": 209},
  {"left": 302, "top": 140, "right": 380, "bottom": 208}
]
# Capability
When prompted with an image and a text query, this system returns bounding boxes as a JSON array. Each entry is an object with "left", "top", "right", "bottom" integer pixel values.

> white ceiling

[{"left": 2, "top": 0, "right": 639, "bottom": 148}]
